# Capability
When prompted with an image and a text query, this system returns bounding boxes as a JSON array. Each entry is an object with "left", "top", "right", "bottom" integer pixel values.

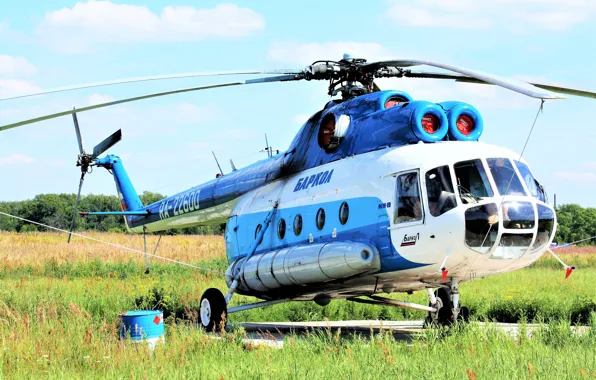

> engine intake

[{"left": 438, "top": 101, "right": 484, "bottom": 141}]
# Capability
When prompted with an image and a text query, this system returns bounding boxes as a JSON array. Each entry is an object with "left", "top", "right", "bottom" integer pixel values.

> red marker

[
  {"left": 565, "top": 266, "right": 575, "bottom": 279},
  {"left": 441, "top": 268, "right": 448, "bottom": 283}
]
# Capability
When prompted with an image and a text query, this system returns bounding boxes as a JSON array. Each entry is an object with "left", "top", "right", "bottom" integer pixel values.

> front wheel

[
  {"left": 199, "top": 288, "right": 227, "bottom": 332},
  {"left": 426, "top": 288, "right": 453, "bottom": 327}
]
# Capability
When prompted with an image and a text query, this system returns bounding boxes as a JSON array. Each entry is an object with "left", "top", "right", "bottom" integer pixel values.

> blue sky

[{"left": 1, "top": 0, "right": 595, "bottom": 207}]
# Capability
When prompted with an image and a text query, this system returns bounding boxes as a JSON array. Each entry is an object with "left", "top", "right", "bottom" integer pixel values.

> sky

[{"left": 0, "top": 0, "right": 595, "bottom": 207}]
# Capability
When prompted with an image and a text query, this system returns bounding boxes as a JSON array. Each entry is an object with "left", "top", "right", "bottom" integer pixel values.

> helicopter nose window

[
  {"left": 531, "top": 204, "right": 555, "bottom": 251},
  {"left": 515, "top": 160, "right": 546, "bottom": 202},
  {"left": 487, "top": 158, "right": 527, "bottom": 196},
  {"left": 425, "top": 166, "right": 457, "bottom": 217},
  {"left": 395, "top": 170, "right": 423, "bottom": 224},
  {"left": 454, "top": 159, "right": 494, "bottom": 204},
  {"left": 503, "top": 201, "right": 535, "bottom": 229},
  {"left": 464, "top": 203, "right": 499, "bottom": 253},
  {"left": 492, "top": 233, "right": 534, "bottom": 259}
]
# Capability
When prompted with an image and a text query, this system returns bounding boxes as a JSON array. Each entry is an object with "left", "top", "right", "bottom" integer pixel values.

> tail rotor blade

[
  {"left": 72, "top": 111, "right": 85, "bottom": 154},
  {"left": 91, "top": 129, "right": 122, "bottom": 159},
  {"left": 68, "top": 172, "right": 85, "bottom": 243}
]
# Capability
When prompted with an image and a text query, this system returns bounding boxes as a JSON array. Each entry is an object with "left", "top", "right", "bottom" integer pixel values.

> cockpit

[{"left": 394, "top": 155, "right": 555, "bottom": 260}]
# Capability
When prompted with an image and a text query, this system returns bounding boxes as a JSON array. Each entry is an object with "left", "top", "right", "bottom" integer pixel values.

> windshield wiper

[{"left": 457, "top": 184, "right": 482, "bottom": 204}]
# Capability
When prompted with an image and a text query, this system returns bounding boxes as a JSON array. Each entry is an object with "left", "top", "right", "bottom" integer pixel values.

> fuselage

[
  {"left": 104, "top": 89, "right": 555, "bottom": 301},
  {"left": 222, "top": 141, "right": 555, "bottom": 300}
]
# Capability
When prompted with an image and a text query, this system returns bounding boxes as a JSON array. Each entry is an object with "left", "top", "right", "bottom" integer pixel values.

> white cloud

[
  {"left": 0, "top": 154, "right": 34, "bottom": 165},
  {"left": 87, "top": 94, "right": 114, "bottom": 105},
  {"left": 556, "top": 171, "right": 596, "bottom": 182},
  {"left": 0, "top": 56, "right": 36, "bottom": 76},
  {"left": 387, "top": 5, "right": 491, "bottom": 30},
  {"left": 293, "top": 114, "right": 312, "bottom": 125},
  {"left": 0, "top": 79, "right": 41, "bottom": 97},
  {"left": 268, "top": 41, "right": 395, "bottom": 65},
  {"left": 387, "top": 0, "right": 596, "bottom": 31},
  {"left": 37, "top": 1, "right": 264, "bottom": 52}
]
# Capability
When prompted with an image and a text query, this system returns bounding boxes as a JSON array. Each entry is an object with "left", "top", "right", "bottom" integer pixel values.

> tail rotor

[{"left": 67, "top": 110, "right": 122, "bottom": 243}]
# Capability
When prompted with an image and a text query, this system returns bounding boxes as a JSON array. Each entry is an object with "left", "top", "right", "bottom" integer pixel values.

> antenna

[
  {"left": 265, "top": 134, "right": 272, "bottom": 158},
  {"left": 230, "top": 159, "right": 237, "bottom": 171},
  {"left": 212, "top": 151, "right": 224, "bottom": 176}
]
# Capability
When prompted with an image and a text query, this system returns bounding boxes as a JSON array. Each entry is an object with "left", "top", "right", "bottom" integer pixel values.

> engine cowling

[{"left": 438, "top": 101, "right": 484, "bottom": 141}]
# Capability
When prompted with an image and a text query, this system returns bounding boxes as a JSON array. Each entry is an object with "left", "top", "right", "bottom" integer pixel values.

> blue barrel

[{"left": 119, "top": 310, "right": 165, "bottom": 348}]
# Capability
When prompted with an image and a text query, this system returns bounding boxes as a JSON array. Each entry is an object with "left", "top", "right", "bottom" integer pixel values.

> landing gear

[
  {"left": 199, "top": 288, "right": 227, "bottom": 332},
  {"left": 425, "top": 282, "right": 469, "bottom": 326}
]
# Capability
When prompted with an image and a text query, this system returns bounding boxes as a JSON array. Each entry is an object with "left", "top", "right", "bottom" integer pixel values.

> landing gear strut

[{"left": 425, "top": 281, "right": 469, "bottom": 326}]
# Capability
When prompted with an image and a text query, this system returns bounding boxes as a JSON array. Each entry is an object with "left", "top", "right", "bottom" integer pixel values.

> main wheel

[
  {"left": 436, "top": 288, "right": 453, "bottom": 325},
  {"left": 199, "top": 288, "right": 227, "bottom": 332},
  {"left": 457, "top": 306, "right": 470, "bottom": 323},
  {"left": 426, "top": 288, "right": 453, "bottom": 327}
]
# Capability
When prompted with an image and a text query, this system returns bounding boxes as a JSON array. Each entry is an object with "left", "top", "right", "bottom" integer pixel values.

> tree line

[
  {"left": 0, "top": 193, "right": 594, "bottom": 244},
  {"left": 0, "top": 192, "right": 224, "bottom": 235}
]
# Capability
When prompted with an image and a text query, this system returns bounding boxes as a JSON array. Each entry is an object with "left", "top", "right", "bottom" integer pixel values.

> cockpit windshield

[
  {"left": 486, "top": 158, "right": 527, "bottom": 196},
  {"left": 453, "top": 159, "right": 494, "bottom": 204},
  {"left": 514, "top": 161, "right": 546, "bottom": 202}
]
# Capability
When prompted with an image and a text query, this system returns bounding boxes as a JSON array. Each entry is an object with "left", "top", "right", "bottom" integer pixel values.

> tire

[
  {"left": 199, "top": 288, "right": 228, "bottom": 332},
  {"left": 426, "top": 288, "right": 454, "bottom": 327},
  {"left": 457, "top": 306, "right": 470, "bottom": 323},
  {"left": 436, "top": 288, "right": 453, "bottom": 325}
]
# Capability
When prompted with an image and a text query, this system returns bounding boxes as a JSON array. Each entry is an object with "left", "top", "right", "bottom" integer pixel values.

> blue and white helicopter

[{"left": 2, "top": 54, "right": 595, "bottom": 330}]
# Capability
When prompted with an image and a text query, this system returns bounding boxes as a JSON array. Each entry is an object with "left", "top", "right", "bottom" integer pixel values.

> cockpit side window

[
  {"left": 515, "top": 161, "right": 546, "bottom": 202},
  {"left": 454, "top": 159, "right": 494, "bottom": 204},
  {"left": 426, "top": 166, "right": 457, "bottom": 217},
  {"left": 487, "top": 158, "right": 527, "bottom": 196},
  {"left": 395, "top": 171, "right": 423, "bottom": 224}
]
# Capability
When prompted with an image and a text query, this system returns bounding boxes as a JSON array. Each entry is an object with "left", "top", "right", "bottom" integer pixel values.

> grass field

[{"left": 1, "top": 232, "right": 595, "bottom": 378}]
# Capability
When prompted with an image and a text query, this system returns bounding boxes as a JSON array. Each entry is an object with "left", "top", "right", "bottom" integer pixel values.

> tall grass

[{"left": 1, "top": 232, "right": 595, "bottom": 378}]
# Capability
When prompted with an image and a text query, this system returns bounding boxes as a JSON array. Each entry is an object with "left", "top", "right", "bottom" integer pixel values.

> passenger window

[
  {"left": 426, "top": 166, "right": 457, "bottom": 217},
  {"left": 395, "top": 171, "right": 423, "bottom": 224}
]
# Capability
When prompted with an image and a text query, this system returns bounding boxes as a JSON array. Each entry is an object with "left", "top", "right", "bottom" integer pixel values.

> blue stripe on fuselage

[{"left": 228, "top": 196, "right": 429, "bottom": 272}]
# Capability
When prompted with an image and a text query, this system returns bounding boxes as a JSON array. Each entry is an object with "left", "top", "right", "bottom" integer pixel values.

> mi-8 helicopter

[{"left": 2, "top": 54, "right": 595, "bottom": 331}]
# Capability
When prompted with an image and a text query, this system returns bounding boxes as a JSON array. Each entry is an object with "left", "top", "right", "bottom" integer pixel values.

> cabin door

[{"left": 225, "top": 215, "right": 240, "bottom": 262}]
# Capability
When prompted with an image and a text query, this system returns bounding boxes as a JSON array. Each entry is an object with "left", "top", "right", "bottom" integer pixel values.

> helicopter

[{"left": 1, "top": 54, "right": 595, "bottom": 331}]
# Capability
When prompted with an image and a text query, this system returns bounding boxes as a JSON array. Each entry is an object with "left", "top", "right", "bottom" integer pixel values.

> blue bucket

[{"left": 119, "top": 310, "right": 165, "bottom": 349}]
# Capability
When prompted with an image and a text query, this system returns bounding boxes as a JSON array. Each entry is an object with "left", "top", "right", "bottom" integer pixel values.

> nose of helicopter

[{"left": 462, "top": 197, "right": 556, "bottom": 274}]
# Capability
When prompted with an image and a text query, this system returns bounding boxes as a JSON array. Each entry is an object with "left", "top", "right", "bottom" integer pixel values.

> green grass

[{"left": 1, "top": 232, "right": 595, "bottom": 378}]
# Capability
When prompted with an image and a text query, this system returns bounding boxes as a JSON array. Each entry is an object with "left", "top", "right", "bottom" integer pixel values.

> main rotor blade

[
  {"left": 92, "top": 129, "right": 122, "bottom": 159},
  {"left": 367, "top": 59, "right": 565, "bottom": 100},
  {"left": 72, "top": 111, "right": 85, "bottom": 154},
  {"left": 0, "top": 75, "right": 299, "bottom": 132},
  {"left": 0, "top": 69, "right": 302, "bottom": 102},
  {"left": 405, "top": 71, "right": 596, "bottom": 100},
  {"left": 68, "top": 172, "right": 85, "bottom": 243}
]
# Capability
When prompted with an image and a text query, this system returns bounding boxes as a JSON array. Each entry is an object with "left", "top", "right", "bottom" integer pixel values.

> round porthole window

[
  {"left": 255, "top": 224, "right": 262, "bottom": 239},
  {"left": 293, "top": 214, "right": 302, "bottom": 236},
  {"left": 278, "top": 219, "right": 286, "bottom": 239},
  {"left": 339, "top": 202, "right": 349, "bottom": 225},
  {"left": 316, "top": 208, "right": 326, "bottom": 230}
]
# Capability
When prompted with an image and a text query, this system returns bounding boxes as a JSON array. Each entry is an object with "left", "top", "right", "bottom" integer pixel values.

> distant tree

[
  {"left": 554, "top": 204, "right": 596, "bottom": 245},
  {"left": 0, "top": 192, "right": 225, "bottom": 236},
  {"left": 140, "top": 191, "right": 166, "bottom": 206}
]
